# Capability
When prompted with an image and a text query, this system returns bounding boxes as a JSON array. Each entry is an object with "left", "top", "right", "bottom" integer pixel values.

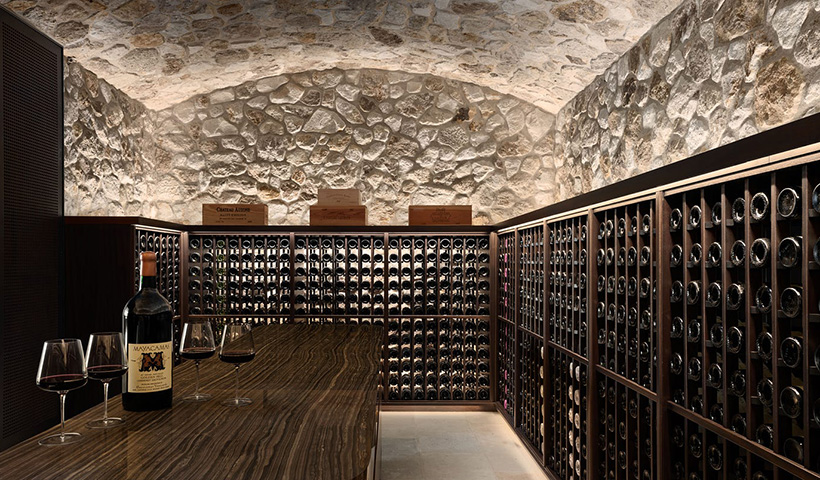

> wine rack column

[
  {"left": 518, "top": 224, "right": 545, "bottom": 459},
  {"left": 382, "top": 234, "right": 491, "bottom": 403},
  {"left": 805, "top": 163, "right": 820, "bottom": 474},
  {"left": 589, "top": 199, "right": 658, "bottom": 480},
  {"left": 135, "top": 227, "right": 182, "bottom": 362},
  {"left": 545, "top": 214, "right": 589, "bottom": 480},
  {"left": 498, "top": 231, "right": 517, "bottom": 420}
]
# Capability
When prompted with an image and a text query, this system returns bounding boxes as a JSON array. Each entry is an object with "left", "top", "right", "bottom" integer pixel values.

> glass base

[
  {"left": 87, "top": 417, "right": 124, "bottom": 429},
  {"left": 183, "top": 392, "right": 212, "bottom": 403},
  {"left": 39, "top": 432, "right": 82, "bottom": 446},
  {"left": 222, "top": 397, "right": 252, "bottom": 407}
]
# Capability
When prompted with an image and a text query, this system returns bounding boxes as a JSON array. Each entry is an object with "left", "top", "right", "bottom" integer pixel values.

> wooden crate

[
  {"left": 317, "top": 188, "right": 361, "bottom": 205},
  {"left": 202, "top": 204, "right": 268, "bottom": 225},
  {"left": 409, "top": 205, "right": 472, "bottom": 225},
  {"left": 309, "top": 205, "right": 368, "bottom": 226}
]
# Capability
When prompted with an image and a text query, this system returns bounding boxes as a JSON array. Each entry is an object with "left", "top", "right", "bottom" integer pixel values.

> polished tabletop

[{"left": 0, "top": 323, "right": 383, "bottom": 480}]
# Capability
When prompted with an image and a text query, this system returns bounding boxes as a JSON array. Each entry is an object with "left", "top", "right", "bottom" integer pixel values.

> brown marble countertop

[{"left": 0, "top": 324, "right": 383, "bottom": 480}]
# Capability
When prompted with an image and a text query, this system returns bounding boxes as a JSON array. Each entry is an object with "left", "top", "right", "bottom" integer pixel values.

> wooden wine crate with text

[
  {"left": 202, "top": 204, "right": 268, "bottom": 225},
  {"left": 309, "top": 205, "right": 368, "bottom": 226},
  {"left": 409, "top": 205, "right": 472, "bottom": 225},
  {"left": 317, "top": 188, "right": 361, "bottom": 206}
]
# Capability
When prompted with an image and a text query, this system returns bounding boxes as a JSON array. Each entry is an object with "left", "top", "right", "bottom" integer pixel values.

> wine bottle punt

[{"left": 122, "top": 252, "right": 173, "bottom": 411}]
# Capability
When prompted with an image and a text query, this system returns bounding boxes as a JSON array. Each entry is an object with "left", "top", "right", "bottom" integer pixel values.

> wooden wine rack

[
  {"left": 495, "top": 139, "right": 820, "bottom": 480},
  {"left": 183, "top": 230, "right": 491, "bottom": 404}
]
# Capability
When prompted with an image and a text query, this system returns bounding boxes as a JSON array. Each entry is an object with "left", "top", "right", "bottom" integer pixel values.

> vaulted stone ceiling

[{"left": 4, "top": 0, "right": 682, "bottom": 113}]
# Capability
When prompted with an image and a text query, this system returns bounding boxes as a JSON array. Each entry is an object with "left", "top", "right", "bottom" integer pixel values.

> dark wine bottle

[
  {"left": 729, "top": 370, "right": 745, "bottom": 396},
  {"left": 122, "top": 252, "right": 173, "bottom": 411},
  {"left": 732, "top": 197, "right": 745, "bottom": 223},
  {"left": 778, "top": 236, "right": 802, "bottom": 268},
  {"left": 751, "top": 192, "right": 769, "bottom": 221},
  {"left": 755, "top": 424, "right": 774, "bottom": 449},
  {"left": 780, "top": 287, "right": 802, "bottom": 318},
  {"left": 707, "top": 444, "right": 722, "bottom": 471},
  {"left": 781, "top": 336, "right": 802, "bottom": 369},
  {"left": 780, "top": 386, "right": 802, "bottom": 419},
  {"left": 750, "top": 238, "right": 770, "bottom": 267},
  {"left": 686, "top": 280, "right": 701, "bottom": 305},
  {"left": 670, "top": 244, "right": 683, "bottom": 267},
  {"left": 670, "top": 208, "right": 683, "bottom": 231},
  {"left": 776, "top": 187, "right": 801, "bottom": 218},
  {"left": 689, "top": 205, "right": 702, "bottom": 229},
  {"left": 756, "top": 331, "right": 773, "bottom": 361},
  {"left": 757, "top": 378, "right": 774, "bottom": 407}
]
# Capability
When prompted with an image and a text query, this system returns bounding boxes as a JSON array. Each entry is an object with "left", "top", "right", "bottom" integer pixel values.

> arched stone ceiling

[{"left": 3, "top": 0, "right": 683, "bottom": 113}]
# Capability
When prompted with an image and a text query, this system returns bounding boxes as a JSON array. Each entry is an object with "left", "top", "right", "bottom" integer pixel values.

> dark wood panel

[
  {"left": 0, "top": 5, "right": 63, "bottom": 450},
  {"left": 0, "top": 324, "right": 383, "bottom": 480}
]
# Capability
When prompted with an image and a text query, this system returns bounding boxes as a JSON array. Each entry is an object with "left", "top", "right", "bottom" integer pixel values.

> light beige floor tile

[
  {"left": 382, "top": 453, "right": 424, "bottom": 480},
  {"left": 416, "top": 432, "right": 481, "bottom": 454},
  {"left": 421, "top": 452, "right": 497, "bottom": 480},
  {"left": 380, "top": 411, "right": 548, "bottom": 480},
  {"left": 380, "top": 437, "right": 420, "bottom": 461}
]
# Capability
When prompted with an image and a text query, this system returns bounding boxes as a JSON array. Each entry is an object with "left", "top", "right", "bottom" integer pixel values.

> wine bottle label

[{"left": 127, "top": 341, "right": 173, "bottom": 393}]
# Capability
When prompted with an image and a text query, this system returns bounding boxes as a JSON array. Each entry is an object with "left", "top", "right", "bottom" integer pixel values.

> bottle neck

[{"left": 140, "top": 275, "right": 157, "bottom": 290}]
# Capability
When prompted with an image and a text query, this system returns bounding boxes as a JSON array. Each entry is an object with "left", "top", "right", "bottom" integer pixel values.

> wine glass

[
  {"left": 85, "top": 332, "right": 127, "bottom": 428},
  {"left": 180, "top": 320, "right": 216, "bottom": 402},
  {"left": 36, "top": 339, "right": 87, "bottom": 445},
  {"left": 219, "top": 322, "right": 255, "bottom": 407}
]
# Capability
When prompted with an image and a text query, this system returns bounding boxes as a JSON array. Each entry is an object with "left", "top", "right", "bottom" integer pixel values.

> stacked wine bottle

[
  {"left": 668, "top": 410, "right": 805, "bottom": 480},
  {"left": 136, "top": 228, "right": 182, "bottom": 361},
  {"left": 186, "top": 234, "right": 291, "bottom": 321},
  {"left": 384, "top": 317, "right": 490, "bottom": 401},
  {"left": 498, "top": 316, "right": 516, "bottom": 417},
  {"left": 383, "top": 236, "right": 491, "bottom": 317},
  {"left": 548, "top": 349, "right": 587, "bottom": 480},
  {"left": 520, "top": 225, "right": 545, "bottom": 336},
  {"left": 292, "top": 235, "right": 384, "bottom": 319},
  {"left": 667, "top": 164, "right": 820, "bottom": 474},
  {"left": 498, "top": 231, "right": 517, "bottom": 417},
  {"left": 596, "top": 377, "right": 655, "bottom": 480},
  {"left": 549, "top": 216, "right": 588, "bottom": 356},
  {"left": 520, "top": 333, "right": 545, "bottom": 454},
  {"left": 593, "top": 200, "right": 658, "bottom": 390}
]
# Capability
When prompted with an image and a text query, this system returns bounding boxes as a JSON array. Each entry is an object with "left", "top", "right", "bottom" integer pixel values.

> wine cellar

[{"left": 59, "top": 135, "right": 820, "bottom": 480}]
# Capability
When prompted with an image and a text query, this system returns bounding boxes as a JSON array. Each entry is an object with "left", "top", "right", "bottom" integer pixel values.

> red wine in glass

[
  {"left": 85, "top": 332, "right": 127, "bottom": 428},
  {"left": 219, "top": 351, "right": 256, "bottom": 364},
  {"left": 181, "top": 347, "right": 216, "bottom": 361},
  {"left": 36, "top": 339, "right": 87, "bottom": 445},
  {"left": 37, "top": 374, "right": 87, "bottom": 392},
  {"left": 87, "top": 366, "right": 128, "bottom": 380},
  {"left": 180, "top": 320, "right": 217, "bottom": 402},
  {"left": 219, "top": 323, "right": 255, "bottom": 407}
]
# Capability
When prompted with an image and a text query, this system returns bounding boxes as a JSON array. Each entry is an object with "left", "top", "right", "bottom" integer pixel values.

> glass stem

[
  {"left": 234, "top": 365, "right": 240, "bottom": 400},
  {"left": 194, "top": 361, "right": 201, "bottom": 395},
  {"left": 59, "top": 393, "right": 67, "bottom": 441},
  {"left": 102, "top": 381, "right": 110, "bottom": 420}
]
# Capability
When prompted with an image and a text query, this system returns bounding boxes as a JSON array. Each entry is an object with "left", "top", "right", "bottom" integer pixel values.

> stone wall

[
  {"left": 554, "top": 0, "right": 820, "bottom": 200},
  {"left": 151, "top": 69, "right": 556, "bottom": 225},
  {"left": 64, "top": 60, "right": 157, "bottom": 217}
]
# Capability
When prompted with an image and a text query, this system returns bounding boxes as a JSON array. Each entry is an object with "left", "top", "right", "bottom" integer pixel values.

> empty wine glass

[
  {"left": 219, "top": 322, "right": 255, "bottom": 407},
  {"left": 180, "top": 320, "right": 216, "bottom": 402},
  {"left": 85, "top": 332, "right": 127, "bottom": 428},
  {"left": 36, "top": 339, "right": 87, "bottom": 445}
]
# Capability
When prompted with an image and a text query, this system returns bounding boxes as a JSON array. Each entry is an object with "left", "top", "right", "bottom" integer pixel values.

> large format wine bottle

[{"left": 122, "top": 252, "right": 174, "bottom": 411}]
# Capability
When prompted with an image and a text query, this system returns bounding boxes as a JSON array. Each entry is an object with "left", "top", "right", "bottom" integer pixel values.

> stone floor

[{"left": 380, "top": 411, "right": 548, "bottom": 480}]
